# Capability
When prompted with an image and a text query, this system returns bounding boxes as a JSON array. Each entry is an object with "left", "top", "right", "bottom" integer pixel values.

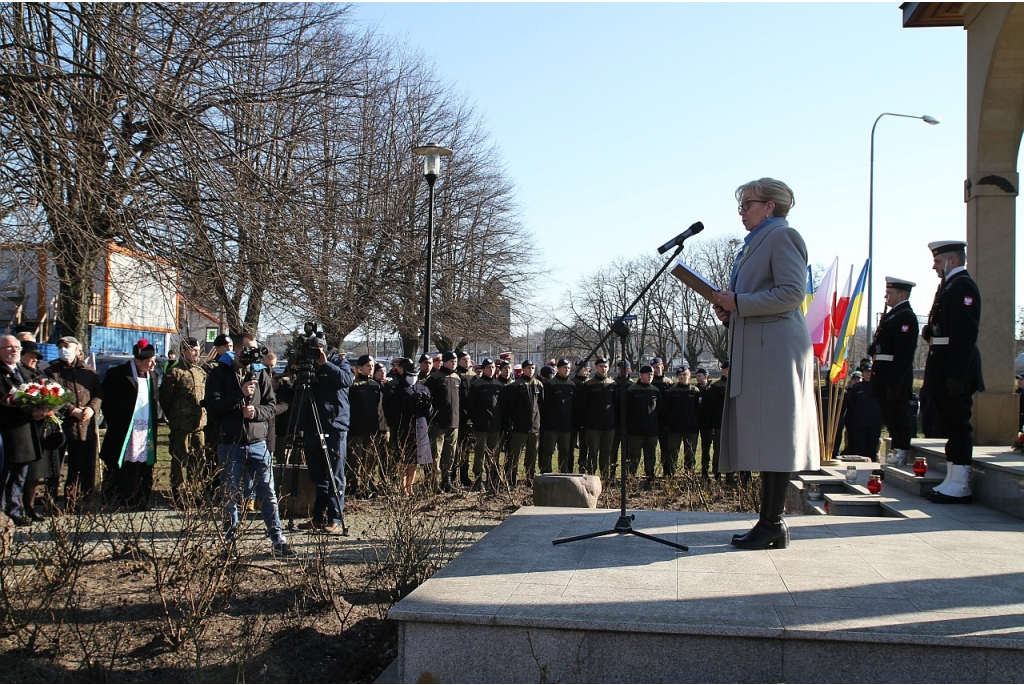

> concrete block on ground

[{"left": 533, "top": 474, "right": 602, "bottom": 508}]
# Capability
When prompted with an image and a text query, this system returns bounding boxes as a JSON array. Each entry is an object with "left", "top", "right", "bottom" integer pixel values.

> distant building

[{"left": 0, "top": 242, "right": 179, "bottom": 355}]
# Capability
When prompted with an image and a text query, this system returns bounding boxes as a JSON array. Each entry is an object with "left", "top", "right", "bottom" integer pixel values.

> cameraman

[
  {"left": 296, "top": 340, "right": 353, "bottom": 535},
  {"left": 206, "top": 345, "right": 294, "bottom": 558}
]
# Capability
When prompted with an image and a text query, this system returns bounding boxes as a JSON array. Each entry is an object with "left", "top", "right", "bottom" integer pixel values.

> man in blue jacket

[{"left": 295, "top": 339, "right": 353, "bottom": 534}]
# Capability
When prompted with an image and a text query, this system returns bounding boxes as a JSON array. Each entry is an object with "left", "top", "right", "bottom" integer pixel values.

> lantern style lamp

[{"left": 412, "top": 143, "right": 453, "bottom": 356}]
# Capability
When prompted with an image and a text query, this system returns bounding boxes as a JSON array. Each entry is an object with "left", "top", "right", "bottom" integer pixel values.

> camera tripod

[
  {"left": 279, "top": 368, "right": 349, "bottom": 535},
  {"left": 552, "top": 240, "right": 693, "bottom": 552}
]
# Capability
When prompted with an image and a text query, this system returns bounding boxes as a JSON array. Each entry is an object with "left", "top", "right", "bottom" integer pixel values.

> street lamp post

[
  {"left": 413, "top": 142, "right": 452, "bottom": 356},
  {"left": 867, "top": 113, "right": 940, "bottom": 351}
]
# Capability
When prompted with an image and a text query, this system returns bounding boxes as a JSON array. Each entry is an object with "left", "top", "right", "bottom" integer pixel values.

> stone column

[{"left": 963, "top": 3, "right": 1023, "bottom": 445}]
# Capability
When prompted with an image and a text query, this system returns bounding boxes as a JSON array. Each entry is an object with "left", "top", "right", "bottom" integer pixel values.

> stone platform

[{"left": 388, "top": 505, "right": 1024, "bottom": 683}]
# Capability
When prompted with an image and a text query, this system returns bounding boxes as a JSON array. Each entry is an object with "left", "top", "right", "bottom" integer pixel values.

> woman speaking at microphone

[{"left": 712, "top": 178, "right": 820, "bottom": 549}]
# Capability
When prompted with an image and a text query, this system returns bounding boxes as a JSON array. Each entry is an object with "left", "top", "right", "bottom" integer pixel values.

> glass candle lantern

[
  {"left": 912, "top": 457, "right": 928, "bottom": 478},
  {"left": 867, "top": 474, "right": 882, "bottom": 495}
]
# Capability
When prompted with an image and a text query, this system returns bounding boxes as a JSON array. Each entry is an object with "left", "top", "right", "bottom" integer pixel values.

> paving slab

[{"left": 390, "top": 504, "right": 1024, "bottom": 683}]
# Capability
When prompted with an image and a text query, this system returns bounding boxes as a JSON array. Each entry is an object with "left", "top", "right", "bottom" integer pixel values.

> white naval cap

[
  {"left": 928, "top": 240, "right": 967, "bottom": 256},
  {"left": 884, "top": 277, "right": 916, "bottom": 291}
]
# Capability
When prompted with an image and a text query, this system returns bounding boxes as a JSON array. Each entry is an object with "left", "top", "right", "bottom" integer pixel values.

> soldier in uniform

[
  {"left": 347, "top": 354, "right": 389, "bottom": 497},
  {"left": 540, "top": 358, "right": 575, "bottom": 474},
  {"left": 664, "top": 366, "right": 700, "bottom": 478},
  {"left": 454, "top": 350, "right": 475, "bottom": 487},
  {"left": 158, "top": 337, "right": 207, "bottom": 503},
  {"left": 417, "top": 354, "right": 433, "bottom": 383},
  {"left": 694, "top": 368, "right": 714, "bottom": 472},
  {"left": 868, "top": 277, "right": 919, "bottom": 465},
  {"left": 579, "top": 357, "right": 618, "bottom": 478},
  {"left": 500, "top": 359, "right": 543, "bottom": 486},
  {"left": 649, "top": 357, "right": 673, "bottom": 466},
  {"left": 703, "top": 362, "right": 729, "bottom": 482},
  {"left": 624, "top": 364, "right": 663, "bottom": 482},
  {"left": 922, "top": 240, "right": 983, "bottom": 504},
  {"left": 468, "top": 359, "right": 503, "bottom": 490},
  {"left": 425, "top": 351, "right": 462, "bottom": 491},
  {"left": 570, "top": 360, "right": 591, "bottom": 473},
  {"left": 842, "top": 367, "right": 883, "bottom": 459}
]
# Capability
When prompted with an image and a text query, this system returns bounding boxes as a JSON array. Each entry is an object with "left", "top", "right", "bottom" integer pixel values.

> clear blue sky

[{"left": 350, "top": 2, "right": 1022, "bottom": 334}]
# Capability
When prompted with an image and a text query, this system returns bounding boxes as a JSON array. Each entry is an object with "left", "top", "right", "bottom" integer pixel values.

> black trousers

[
  {"left": 882, "top": 399, "right": 913, "bottom": 451},
  {"left": 933, "top": 388, "right": 974, "bottom": 466}
]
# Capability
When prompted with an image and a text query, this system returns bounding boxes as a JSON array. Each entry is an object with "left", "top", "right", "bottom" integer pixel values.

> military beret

[
  {"left": 397, "top": 357, "right": 416, "bottom": 373},
  {"left": 456, "top": 349, "right": 469, "bottom": 359},
  {"left": 650, "top": 357, "right": 664, "bottom": 365},
  {"left": 675, "top": 366, "right": 689, "bottom": 375},
  {"left": 720, "top": 360, "right": 730, "bottom": 369},
  {"left": 617, "top": 360, "right": 631, "bottom": 368},
  {"left": 557, "top": 358, "right": 571, "bottom": 368},
  {"left": 639, "top": 364, "right": 654, "bottom": 374},
  {"left": 356, "top": 354, "right": 374, "bottom": 366},
  {"left": 498, "top": 359, "right": 511, "bottom": 368},
  {"left": 928, "top": 240, "right": 967, "bottom": 256},
  {"left": 594, "top": 356, "right": 608, "bottom": 365},
  {"left": 539, "top": 366, "right": 554, "bottom": 378},
  {"left": 521, "top": 359, "right": 535, "bottom": 367},
  {"left": 418, "top": 354, "right": 431, "bottom": 363},
  {"left": 859, "top": 362, "right": 873, "bottom": 371},
  {"left": 182, "top": 337, "right": 200, "bottom": 348},
  {"left": 442, "top": 350, "right": 458, "bottom": 362},
  {"left": 885, "top": 277, "right": 916, "bottom": 291},
  {"left": 213, "top": 333, "right": 231, "bottom": 347},
  {"left": 695, "top": 368, "right": 708, "bottom": 375},
  {"left": 852, "top": 370, "right": 863, "bottom": 378},
  {"left": 480, "top": 358, "right": 495, "bottom": 366},
  {"left": 576, "top": 359, "right": 591, "bottom": 369}
]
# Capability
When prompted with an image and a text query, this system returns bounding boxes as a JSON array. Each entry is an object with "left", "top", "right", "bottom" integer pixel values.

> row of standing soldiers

[{"left": 347, "top": 350, "right": 732, "bottom": 493}]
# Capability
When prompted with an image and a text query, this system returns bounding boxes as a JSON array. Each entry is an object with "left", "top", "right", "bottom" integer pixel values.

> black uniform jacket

[
  {"left": 578, "top": 375, "right": 618, "bottom": 431},
  {"left": 426, "top": 368, "right": 461, "bottom": 429},
  {"left": 541, "top": 375, "right": 575, "bottom": 432},
  {"left": 501, "top": 376, "right": 544, "bottom": 434},
  {"left": 869, "top": 300, "right": 918, "bottom": 402},
  {"left": 664, "top": 382, "right": 700, "bottom": 433},
  {"left": 468, "top": 376, "right": 503, "bottom": 433},
  {"left": 922, "top": 270, "right": 984, "bottom": 393},
  {"left": 349, "top": 374, "right": 388, "bottom": 436},
  {"left": 625, "top": 381, "right": 662, "bottom": 436}
]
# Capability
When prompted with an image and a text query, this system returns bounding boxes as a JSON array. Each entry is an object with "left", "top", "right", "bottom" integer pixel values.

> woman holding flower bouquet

[{"left": 0, "top": 335, "right": 53, "bottom": 525}]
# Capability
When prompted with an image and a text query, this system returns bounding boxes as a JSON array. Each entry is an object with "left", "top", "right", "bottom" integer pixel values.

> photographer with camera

[
  {"left": 293, "top": 331, "right": 353, "bottom": 534},
  {"left": 206, "top": 343, "right": 294, "bottom": 558}
]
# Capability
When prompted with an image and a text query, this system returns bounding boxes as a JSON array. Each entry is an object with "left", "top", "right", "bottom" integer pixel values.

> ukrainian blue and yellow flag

[{"left": 829, "top": 259, "right": 869, "bottom": 383}]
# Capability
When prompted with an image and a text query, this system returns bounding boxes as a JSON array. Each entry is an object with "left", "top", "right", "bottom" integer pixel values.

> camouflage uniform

[{"left": 159, "top": 358, "right": 207, "bottom": 499}]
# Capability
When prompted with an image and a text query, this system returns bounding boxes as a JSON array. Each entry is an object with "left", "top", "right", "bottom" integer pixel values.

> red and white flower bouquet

[{"left": 5, "top": 378, "right": 73, "bottom": 427}]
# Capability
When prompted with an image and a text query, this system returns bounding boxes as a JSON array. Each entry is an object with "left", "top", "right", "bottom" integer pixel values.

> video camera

[
  {"left": 290, "top": 322, "right": 327, "bottom": 389},
  {"left": 238, "top": 344, "right": 269, "bottom": 368}
]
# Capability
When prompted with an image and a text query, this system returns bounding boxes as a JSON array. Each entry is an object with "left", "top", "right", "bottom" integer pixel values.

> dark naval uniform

[
  {"left": 869, "top": 300, "right": 919, "bottom": 452},
  {"left": 922, "top": 267, "right": 983, "bottom": 467}
]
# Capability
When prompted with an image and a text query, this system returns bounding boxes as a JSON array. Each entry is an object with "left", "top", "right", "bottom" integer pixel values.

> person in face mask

[{"left": 45, "top": 336, "right": 103, "bottom": 506}]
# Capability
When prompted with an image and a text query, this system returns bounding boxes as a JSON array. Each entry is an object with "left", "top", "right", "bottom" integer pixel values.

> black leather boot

[{"left": 732, "top": 472, "right": 791, "bottom": 549}]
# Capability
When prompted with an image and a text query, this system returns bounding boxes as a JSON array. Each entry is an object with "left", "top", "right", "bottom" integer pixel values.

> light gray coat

[{"left": 719, "top": 219, "right": 820, "bottom": 473}]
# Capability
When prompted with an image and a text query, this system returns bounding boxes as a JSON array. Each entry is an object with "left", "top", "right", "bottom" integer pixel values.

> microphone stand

[{"left": 552, "top": 241, "right": 690, "bottom": 552}]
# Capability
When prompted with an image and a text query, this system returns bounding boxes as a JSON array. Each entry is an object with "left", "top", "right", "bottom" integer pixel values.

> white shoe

[{"left": 927, "top": 464, "right": 972, "bottom": 503}]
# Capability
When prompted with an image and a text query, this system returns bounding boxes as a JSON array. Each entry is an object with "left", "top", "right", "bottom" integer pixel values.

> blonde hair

[{"left": 735, "top": 178, "right": 795, "bottom": 218}]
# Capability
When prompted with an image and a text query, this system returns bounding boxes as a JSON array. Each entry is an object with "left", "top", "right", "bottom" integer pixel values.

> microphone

[{"left": 657, "top": 221, "right": 704, "bottom": 254}]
